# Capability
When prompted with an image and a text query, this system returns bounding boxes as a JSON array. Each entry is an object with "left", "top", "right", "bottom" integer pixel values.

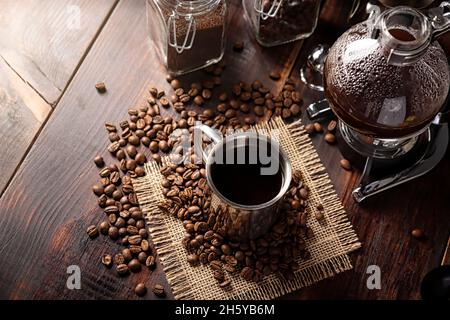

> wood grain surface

[
  {"left": 0, "top": 0, "right": 118, "bottom": 104},
  {"left": 0, "top": 58, "right": 51, "bottom": 196},
  {"left": 0, "top": 0, "right": 449, "bottom": 300}
]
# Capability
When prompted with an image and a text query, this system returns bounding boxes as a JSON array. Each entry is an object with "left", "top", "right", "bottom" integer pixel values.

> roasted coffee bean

[
  {"left": 127, "top": 225, "right": 139, "bottom": 235},
  {"left": 99, "top": 221, "right": 110, "bottom": 235},
  {"left": 218, "top": 280, "right": 231, "bottom": 289},
  {"left": 315, "top": 210, "right": 324, "bottom": 221},
  {"left": 104, "top": 205, "right": 119, "bottom": 215},
  {"left": 305, "top": 124, "right": 315, "bottom": 134},
  {"left": 152, "top": 154, "right": 162, "bottom": 164},
  {"left": 99, "top": 167, "right": 111, "bottom": 178},
  {"left": 157, "top": 90, "right": 165, "bottom": 99},
  {"left": 244, "top": 116, "right": 255, "bottom": 125},
  {"left": 152, "top": 284, "right": 165, "bottom": 297},
  {"left": 114, "top": 253, "right": 125, "bottom": 265},
  {"left": 240, "top": 91, "right": 251, "bottom": 101},
  {"left": 141, "top": 239, "right": 150, "bottom": 252},
  {"left": 135, "top": 166, "right": 145, "bottom": 177},
  {"left": 313, "top": 122, "right": 323, "bottom": 133},
  {"left": 86, "top": 225, "right": 99, "bottom": 238},
  {"left": 170, "top": 78, "right": 181, "bottom": 90},
  {"left": 137, "top": 252, "right": 148, "bottom": 264},
  {"left": 108, "top": 226, "right": 119, "bottom": 240},
  {"left": 105, "top": 122, "right": 117, "bottom": 133},
  {"left": 149, "top": 87, "right": 158, "bottom": 97},
  {"left": 110, "top": 171, "right": 121, "bottom": 184},
  {"left": 129, "top": 235, "right": 142, "bottom": 245},
  {"left": 282, "top": 108, "right": 292, "bottom": 119},
  {"left": 159, "top": 97, "right": 170, "bottom": 108},
  {"left": 134, "top": 283, "right": 147, "bottom": 297},
  {"left": 135, "top": 153, "right": 147, "bottom": 165},
  {"left": 126, "top": 160, "right": 137, "bottom": 171},
  {"left": 159, "top": 140, "right": 169, "bottom": 153},
  {"left": 221, "top": 244, "right": 232, "bottom": 255},
  {"left": 98, "top": 194, "right": 108, "bottom": 207},
  {"left": 340, "top": 159, "right": 352, "bottom": 171},
  {"left": 109, "top": 132, "right": 120, "bottom": 142},
  {"left": 327, "top": 120, "right": 337, "bottom": 132},
  {"left": 128, "top": 259, "right": 141, "bottom": 273},
  {"left": 130, "top": 245, "right": 142, "bottom": 255},
  {"left": 254, "top": 106, "right": 264, "bottom": 117},
  {"left": 115, "top": 149, "right": 125, "bottom": 161},
  {"left": 94, "top": 156, "right": 105, "bottom": 167},
  {"left": 101, "top": 254, "right": 112, "bottom": 267},
  {"left": 116, "top": 264, "right": 129, "bottom": 276},
  {"left": 149, "top": 141, "right": 159, "bottom": 153},
  {"left": 240, "top": 103, "right": 250, "bottom": 113},
  {"left": 202, "top": 89, "right": 212, "bottom": 100},
  {"left": 299, "top": 188, "right": 308, "bottom": 199},
  {"left": 411, "top": 228, "right": 425, "bottom": 239},
  {"left": 269, "top": 71, "right": 281, "bottom": 80},
  {"left": 193, "top": 95, "right": 204, "bottom": 106},
  {"left": 109, "top": 164, "right": 119, "bottom": 172},
  {"left": 234, "top": 250, "right": 245, "bottom": 262},
  {"left": 92, "top": 185, "right": 104, "bottom": 196},
  {"left": 108, "top": 142, "right": 120, "bottom": 154},
  {"left": 290, "top": 104, "right": 301, "bottom": 116},
  {"left": 115, "top": 217, "right": 126, "bottom": 228},
  {"left": 146, "top": 255, "right": 156, "bottom": 268},
  {"left": 104, "top": 184, "right": 116, "bottom": 197},
  {"left": 118, "top": 138, "right": 127, "bottom": 147},
  {"left": 122, "top": 184, "right": 134, "bottom": 195},
  {"left": 324, "top": 133, "right": 336, "bottom": 144},
  {"left": 213, "top": 269, "right": 225, "bottom": 282},
  {"left": 118, "top": 227, "right": 127, "bottom": 237},
  {"left": 139, "top": 228, "right": 148, "bottom": 239},
  {"left": 240, "top": 267, "right": 254, "bottom": 281},
  {"left": 128, "top": 135, "right": 140, "bottom": 146},
  {"left": 225, "top": 109, "right": 236, "bottom": 119},
  {"left": 187, "top": 254, "right": 199, "bottom": 266}
]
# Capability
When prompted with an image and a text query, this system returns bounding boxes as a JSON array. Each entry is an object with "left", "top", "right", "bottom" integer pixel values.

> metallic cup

[{"left": 195, "top": 124, "right": 292, "bottom": 241}]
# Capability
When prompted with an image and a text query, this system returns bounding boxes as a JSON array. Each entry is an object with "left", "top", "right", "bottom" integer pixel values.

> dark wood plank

[
  {"left": 0, "top": 58, "right": 51, "bottom": 196},
  {"left": 0, "top": 0, "right": 118, "bottom": 105},
  {"left": 282, "top": 0, "right": 450, "bottom": 300},
  {"left": 0, "top": 0, "right": 303, "bottom": 299}
]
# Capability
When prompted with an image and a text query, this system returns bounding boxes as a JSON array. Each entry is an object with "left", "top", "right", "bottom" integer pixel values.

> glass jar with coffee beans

[
  {"left": 243, "top": 0, "right": 321, "bottom": 47},
  {"left": 147, "top": 0, "right": 228, "bottom": 76}
]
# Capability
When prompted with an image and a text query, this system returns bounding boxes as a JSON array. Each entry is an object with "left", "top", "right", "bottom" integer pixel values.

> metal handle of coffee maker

[
  {"left": 254, "top": 0, "right": 283, "bottom": 20},
  {"left": 167, "top": 12, "right": 196, "bottom": 54},
  {"left": 429, "top": 2, "right": 450, "bottom": 41}
]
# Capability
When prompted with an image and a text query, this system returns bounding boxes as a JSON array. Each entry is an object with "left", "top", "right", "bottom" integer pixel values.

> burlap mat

[{"left": 132, "top": 117, "right": 361, "bottom": 300}]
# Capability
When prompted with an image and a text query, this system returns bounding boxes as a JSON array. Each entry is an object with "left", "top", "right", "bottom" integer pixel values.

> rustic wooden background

[{"left": 0, "top": 0, "right": 449, "bottom": 300}]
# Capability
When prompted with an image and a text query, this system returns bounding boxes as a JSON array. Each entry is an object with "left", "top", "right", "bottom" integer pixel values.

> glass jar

[
  {"left": 147, "top": 0, "right": 227, "bottom": 76},
  {"left": 243, "top": 0, "right": 321, "bottom": 47}
]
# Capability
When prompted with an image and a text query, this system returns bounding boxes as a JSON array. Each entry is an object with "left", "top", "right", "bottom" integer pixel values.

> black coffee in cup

[{"left": 209, "top": 142, "right": 283, "bottom": 206}]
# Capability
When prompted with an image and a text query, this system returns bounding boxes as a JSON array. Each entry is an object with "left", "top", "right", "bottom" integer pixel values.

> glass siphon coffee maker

[{"left": 316, "top": 2, "right": 450, "bottom": 202}]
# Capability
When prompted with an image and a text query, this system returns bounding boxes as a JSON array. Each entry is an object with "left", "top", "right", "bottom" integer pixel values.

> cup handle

[{"left": 194, "top": 124, "right": 222, "bottom": 164}]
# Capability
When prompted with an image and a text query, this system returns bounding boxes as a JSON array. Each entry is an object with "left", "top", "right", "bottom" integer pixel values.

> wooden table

[{"left": 0, "top": 0, "right": 448, "bottom": 300}]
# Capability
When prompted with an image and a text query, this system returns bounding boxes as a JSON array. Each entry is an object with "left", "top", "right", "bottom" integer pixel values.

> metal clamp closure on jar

[
  {"left": 167, "top": 10, "right": 197, "bottom": 54},
  {"left": 253, "top": 0, "right": 283, "bottom": 20}
]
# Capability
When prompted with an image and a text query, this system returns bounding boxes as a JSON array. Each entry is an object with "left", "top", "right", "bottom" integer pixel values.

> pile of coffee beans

[
  {"left": 88, "top": 60, "right": 311, "bottom": 296},
  {"left": 158, "top": 157, "right": 319, "bottom": 288},
  {"left": 88, "top": 154, "right": 166, "bottom": 297}
]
